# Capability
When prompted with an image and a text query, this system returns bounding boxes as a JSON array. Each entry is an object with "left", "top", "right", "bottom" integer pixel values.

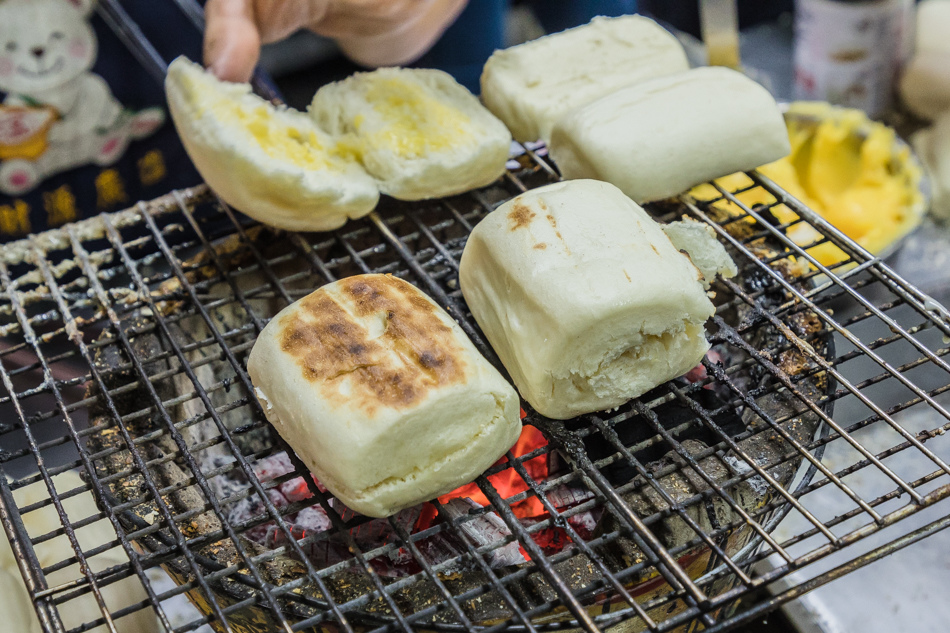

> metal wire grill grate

[{"left": 0, "top": 142, "right": 949, "bottom": 633}]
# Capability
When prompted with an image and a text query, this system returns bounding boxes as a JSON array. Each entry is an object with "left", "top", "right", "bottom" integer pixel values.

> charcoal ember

[
  {"left": 281, "top": 476, "right": 316, "bottom": 502},
  {"left": 526, "top": 523, "right": 571, "bottom": 555},
  {"left": 336, "top": 506, "right": 423, "bottom": 550},
  {"left": 265, "top": 511, "right": 350, "bottom": 570},
  {"left": 566, "top": 510, "right": 599, "bottom": 537},
  {"left": 252, "top": 452, "right": 326, "bottom": 500},
  {"left": 329, "top": 505, "right": 466, "bottom": 577},
  {"left": 566, "top": 511, "right": 598, "bottom": 540},
  {"left": 253, "top": 451, "right": 295, "bottom": 481},
  {"left": 301, "top": 539, "right": 352, "bottom": 570},
  {"left": 223, "top": 478, "right": 292, "bottom": 544},
  {"left": 683, "top": 350, "right": 724, "bottom": 384},
  {"left": 441, "top": 498, "right": 526, "bottom": 568},
  {"left": 415, "top": 531, "right": 465, "bottom": 573},
  {"left": 546, "top": 484, "right": 594, "bottom": 509},
  {"left": 267, "top": 487, "right": 288, "bottom": 508},
  {"left": 545, "top": 484, "right": 599, "bottom": 540},
  {"left": 387, "top": 545, "right": 414, "bottom": 569},
  {"left": 295, "top": 505, "right": 331, "bottom": 533}
]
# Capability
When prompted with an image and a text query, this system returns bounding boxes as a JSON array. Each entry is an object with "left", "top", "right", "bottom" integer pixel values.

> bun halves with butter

[
  {"left": 247, "top": 274, "right": 521, "bottom": 518},
  {"left": 480, "top": 15, "right": 689, "bottom": 144},
  {"left": 166, "top": 57, "right": 379, "bottom": 232},
  {"left": 310, "top": 68, "right": 512, "bottom": 201},
  {"left": 549, "top": 67, "right": 790, "bottom": 203},
  {"left": 459, "top": 180, "right": 728, "bottom": 420}
]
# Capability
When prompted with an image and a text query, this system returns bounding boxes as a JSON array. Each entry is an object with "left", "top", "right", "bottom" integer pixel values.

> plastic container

[{"left": 793, "top": 0, "right": 905, "bottom": 117}]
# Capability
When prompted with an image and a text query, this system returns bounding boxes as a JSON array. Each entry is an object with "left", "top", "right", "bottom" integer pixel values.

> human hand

[{"left": 204, "top": 0, "right": 469, "bottom": 83}]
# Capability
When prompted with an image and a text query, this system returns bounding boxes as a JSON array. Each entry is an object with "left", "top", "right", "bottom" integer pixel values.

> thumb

[{"left": 204, "top": 0, "right": 262, "bottom": 83}]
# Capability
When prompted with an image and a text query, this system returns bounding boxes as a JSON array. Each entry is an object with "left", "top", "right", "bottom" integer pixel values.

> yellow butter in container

[{"left": 691, "top": 101, "right": 926, "bottom": 267}]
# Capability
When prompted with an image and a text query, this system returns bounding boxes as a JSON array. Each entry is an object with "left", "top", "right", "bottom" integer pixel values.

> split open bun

[
  {"left": 166, "top": 57, "right": 379, "bottom": 232},
  {"left": 167, "top": 58, "right": 512, "bottom": 231},
  {"left": 247, "top": 274, "right": 522, "bottom": 518},
  {"left": 310, "top": 68, "right": 512, "bottom": 201}
]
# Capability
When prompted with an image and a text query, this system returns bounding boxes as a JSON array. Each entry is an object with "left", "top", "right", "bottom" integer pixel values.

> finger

[
  {"left": 204, "top": 0, "right": 261, "bottom": 82},
  {"left": 254, "top": 0, "right": 331, "bottom": 45}
]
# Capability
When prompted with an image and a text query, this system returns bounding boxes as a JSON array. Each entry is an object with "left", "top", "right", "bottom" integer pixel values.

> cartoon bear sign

[{"left": 0, "top": 0, "right": 164, "bottom": 196}]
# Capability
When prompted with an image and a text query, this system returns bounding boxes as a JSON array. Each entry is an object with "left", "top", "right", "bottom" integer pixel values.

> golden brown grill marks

[
  {"left": 545, "top": 213, "right": 570, "bottom": 254},
  {"left": 277, "top": 274, "right": 466, "bottom": 413},
  {"left": 507, "top": 202, "right": 536, "bottom": 231}
]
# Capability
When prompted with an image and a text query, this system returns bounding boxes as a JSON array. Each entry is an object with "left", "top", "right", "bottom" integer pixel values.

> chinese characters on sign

[{"left": 0, "top": 149, "right": 168, "bottom": 238}]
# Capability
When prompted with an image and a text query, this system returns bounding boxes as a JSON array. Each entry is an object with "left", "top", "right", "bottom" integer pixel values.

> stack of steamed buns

[{"left": 167, "top": 15, "right": 787, "bottom": 518}]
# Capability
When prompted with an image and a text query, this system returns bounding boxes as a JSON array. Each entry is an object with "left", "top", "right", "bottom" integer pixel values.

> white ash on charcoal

[
  {"left": 213, "top": 453, "right": 610, "bottom": 576},
  {"left": 220, "top": 452, "right": 324, "bottom": 544},
  {"left": 546, "top": 484, "right": 595, "bottom": 508},
  {"left": 334, "top": 504, "right": 424, "bottom": 549},
  {"left": 219, "top": 453, "right": 469, "bottom": 575},
  {"left": 294, "top": 506, "right": 332, "bottom": 532},
  {"left": 441, "top": 498, "right": 527, "bottom": 568},
  {"left": 546, "top": 485, "right": 601, "bottom": 540},
  {"left": 320, "top": 503, "right": 467, "bottom": 577},
  {"left": 252, "top": 451, "right": 294, "bottom": 483},
  {"left": 262, "top": 507, "right": 353, "bottom": 570}
]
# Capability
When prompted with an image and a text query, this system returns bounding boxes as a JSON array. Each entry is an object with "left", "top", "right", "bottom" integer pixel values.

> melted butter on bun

[{"left": 166, "top": 56, "right": 379, "bottom": 232}]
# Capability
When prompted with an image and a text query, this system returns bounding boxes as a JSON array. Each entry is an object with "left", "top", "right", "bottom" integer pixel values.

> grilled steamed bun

[
  {"left": 459, "top": 180, "right": 726, "bottom": 420},
  {"left": 310, "top": 68, "right": 512, "bottom": 200},
  {"left": 166, "top": 57, "right": 379, "bottom": 232},
  {"left": 247, "top": 274, "right": 521, "bottom": 518},
  {"left": 480, "top": 15, "right": 689, "bottom": 144},
  {"left": 549, "top": 67, "right": 790, "bottom": 203}
]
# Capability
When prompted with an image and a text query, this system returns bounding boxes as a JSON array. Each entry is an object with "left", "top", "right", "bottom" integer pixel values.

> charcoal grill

[
  {"left": 2, "top": 132, "right": 950, "bottom": 633},
  {"left": 4, "top": 3, "right": 950, "bottom": 633}
]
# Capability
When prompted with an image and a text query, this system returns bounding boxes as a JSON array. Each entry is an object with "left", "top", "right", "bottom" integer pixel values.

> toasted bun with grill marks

[
  {"left": 166, "top": 57, "right": 379, "bottom": 232},
  {"left": 247, "top": 274, "right": 521, "bottom": 518},
  {"left": 309, "top": 67, "right": 512, "bottom": 201}
]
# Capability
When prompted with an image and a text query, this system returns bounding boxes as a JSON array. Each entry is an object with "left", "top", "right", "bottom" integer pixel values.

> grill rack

[{"left": 0, "top": 136, "right": 947, "bottom": 633}]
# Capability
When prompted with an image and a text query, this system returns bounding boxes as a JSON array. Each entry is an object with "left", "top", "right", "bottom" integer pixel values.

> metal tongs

[{"left": 95, "top": 0, "right": 280, "bottom": 101}]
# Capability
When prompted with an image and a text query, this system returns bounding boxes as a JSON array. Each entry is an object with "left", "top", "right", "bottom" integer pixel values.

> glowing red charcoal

[
  {"left": 438, "top": 411, "right": 550, "bottom": 519},
  {"left": 244, "top": 410, "right": 600, "bottom": 572}
]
